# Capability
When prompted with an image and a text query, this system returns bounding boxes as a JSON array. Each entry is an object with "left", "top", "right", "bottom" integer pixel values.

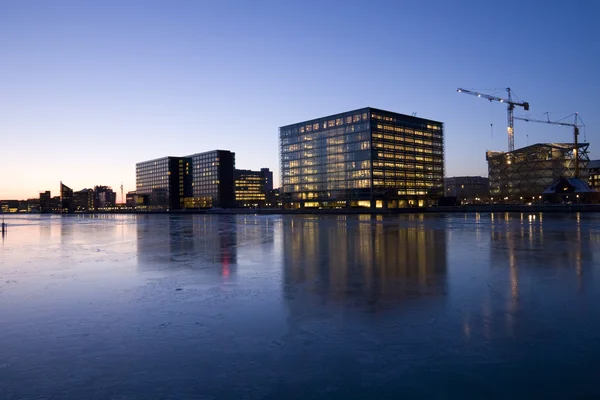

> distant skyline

[{"left": 1, "top": 0, "right": 598, "bottom": 199}]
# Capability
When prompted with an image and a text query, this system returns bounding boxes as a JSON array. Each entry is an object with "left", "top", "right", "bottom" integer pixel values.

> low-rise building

[
  {"left": 588, "top": 160, "right": 600, "bottom": 191},
  {"left": 444, "top": 176, "right": 489, "bottom": 204}
]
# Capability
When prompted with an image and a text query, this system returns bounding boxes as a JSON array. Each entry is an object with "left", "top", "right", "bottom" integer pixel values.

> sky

[{"left": 1, "top": 0, "right": 598, "bottom": 200}]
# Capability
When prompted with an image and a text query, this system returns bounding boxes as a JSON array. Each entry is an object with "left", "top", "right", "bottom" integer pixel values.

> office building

[
  {"left": 74, "top": 189, "right": 94, "bottom": 211},
  {"left": 444, "top": 176, "right": 489, "bottom": 204},
  {"left": 588, "top": 160, "right": 600, "bottom": 191},
  {"left": 135, "top": 157, "right": 192, "bottom": 211},
  {"left": 40, "top": 191, "right": 52, "bottom": 213},
  {"left": 487, "top": 143, "right": 590, "bottom": 201},
  {"left": 126, "top": 191, "right": 137, "bottom": 208},
  {"left": 234, "top": 168, "right": 272, "bottom": 208},
  {"left": 266, "top": 188, "right": 281, "bottom": 208},
  {"left": 0, "top": 200, "right": 19, "bottom": 213},
  {"left": 60, "top": 182, "right": 74, "bottom": 213},
  {"left": 187, "top": 150, "right": 235, "bottom": 208},
  {"left": 261, "top": 168, "right": 273, "bottom": 192},
  {"left": 279, "top": 107, "right": 444, "bottom": 208},
  {"left": 26, "top": 198, "right": 40, "bottom": 213},
  {"left": 94, "top": 185, "right": 117, "bottom": 209}
]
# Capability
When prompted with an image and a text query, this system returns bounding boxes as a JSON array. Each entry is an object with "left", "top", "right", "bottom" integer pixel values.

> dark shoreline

[{"left": 9, "top": 204, "right": 596, "bottom": 216}]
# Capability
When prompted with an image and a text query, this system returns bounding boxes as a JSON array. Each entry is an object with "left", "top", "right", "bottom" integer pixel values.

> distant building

[
  {"left": 487, "top": 143, "right": 590, "bottom": 201},
  {"left": 51, "top": 196, "right": 61, "bottom": 213},
  {"left": 261, "top": 168, "right": 273, "bottom": 192},
  {"left": 279, "top": 107, "right": 444, "bottom": 209},
  {"left": 18, "top": 200, "right": 28, "bottom": 212},
  {"left": 136, "top": 157, "right": 193, "bottom": 211},
  {"left": 1, "top": 200, "right": 19, "bottom": 213},
  {"left": 186, "top": 150, "right": 235, "bottom": 209},
  {"left": 234, "top": 168, "right": 271, "bottom": 208},
  {"left": 588, "top": 160, "right": 600, "bottom": 191},
  {"left": 39, "top": 191, "right": 52, "bottom": 213},
  {"left": 60, "top": 182, "right": 74, "bottom": 213},
  {"left": 94, "top": 186, "right": 117, "bottom": 209},
  {"left": 444, "top": 176, "right": 489, "bottom": 204},
  {"left": 27, "top": 198, "right": 41, "bottom": 212},
  {"left": 74, "top": 189, "right": 94, "bottom": 211},
  {"left": 266, "top": 188, "right": 281, "bottom": 208},
  {"left": 126, "top": 191, "right": 137, "bottom": 208}
]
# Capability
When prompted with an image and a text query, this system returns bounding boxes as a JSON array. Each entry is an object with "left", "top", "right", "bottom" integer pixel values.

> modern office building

[
  {"left": 186, "top": 150, "right": 235, "bottom": 209},
  {"left": 261, "top": 168, "right": 273, "bottom": 192},
  {"left": 234, "top": 168, "right": 272, "bottom": 208},
  {"left": 73, "top": 189, "right": 94, "bottom": 211},
  {"left": 26, "top": 198, "right": 40, "bottom": 212},
  {"left": 279, "top": 107, "right": 444, "bottom": 208},
  {"left": 135, "top": 156, "right": 192, "bottom": 211},
  {"left": 94, "top": 185, "right": 117, "bottom": 209},
  {"left": 266, "top": 188, "right": 281, "bottom": 208},
  {"left": 444, "top": 176, "right": 489, "bottom": 204},
  {"left": 126, "top": 191, "right": 137, "bottom": 208},
  {"left": 39, "top": 191, "right": 52, "bottom": 213},
  {"left": 487, "top": 142, "right": 590, "bottom": 201},
  {"left": 60, "top": 182, "right": 74, "bottom": 213}
]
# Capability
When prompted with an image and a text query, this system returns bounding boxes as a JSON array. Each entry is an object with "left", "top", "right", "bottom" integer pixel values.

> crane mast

[
  {"left": 514, "top": 113, "right": 584, "bottom": 178},
  {"left": 457, "top": 88, "right": 529, "bottom": 152}
]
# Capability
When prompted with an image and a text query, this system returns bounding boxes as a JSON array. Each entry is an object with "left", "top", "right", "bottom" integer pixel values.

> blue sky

[{"left": 1, "top": 0, "right": 598, "bottom": 199}]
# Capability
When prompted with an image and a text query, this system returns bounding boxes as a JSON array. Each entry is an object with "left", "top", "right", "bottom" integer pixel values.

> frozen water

[{"left": 1, "top": 213, "right": 600, "bottom": 398}]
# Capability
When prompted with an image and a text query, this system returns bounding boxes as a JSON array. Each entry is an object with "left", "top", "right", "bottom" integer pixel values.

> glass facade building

[
  {"left": 60, "top": 182, "right": 74, "bottom": 213},
  {"left": 234, "top": 168, "right": 272, "bottom": 208},
  {"left": 135, "top": 156, "right": 192, "bottom": 211},
  {"left": 279, "top": 107, "right": 444, "bottom": 208},
  {"left": 186, "top": 150, "right": 235, "bottom": 209}
]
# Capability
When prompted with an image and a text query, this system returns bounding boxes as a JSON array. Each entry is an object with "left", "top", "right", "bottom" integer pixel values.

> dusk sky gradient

[{"left": 1, "top": 0, "right": 598, "bottom": 200}]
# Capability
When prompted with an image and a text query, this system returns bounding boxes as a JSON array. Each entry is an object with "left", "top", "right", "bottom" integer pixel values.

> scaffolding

[{"left": 487, "top": 143, "right": 590, "bottom": 200}]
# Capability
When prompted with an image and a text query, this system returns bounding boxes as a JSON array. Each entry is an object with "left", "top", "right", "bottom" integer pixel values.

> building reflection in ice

[
  {"left": 281, "top": 215, "right": 447, "bottom": 313},
  {"left": 472, "top": 211, "right": 598, "bottom": 339},
  {"left": 135, "top": 214, "right": 278, "bottom": 278},
  {"left": 136, "top": 215, "right": 238, "bottom": 274}
]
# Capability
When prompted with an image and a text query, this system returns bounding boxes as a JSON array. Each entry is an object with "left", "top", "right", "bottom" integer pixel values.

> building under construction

[{"left": 487, "top": 142, "right": 590, "bottom": 201}]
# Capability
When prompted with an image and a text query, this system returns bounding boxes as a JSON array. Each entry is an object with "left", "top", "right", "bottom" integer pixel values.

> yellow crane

[{"left": 457, "top": 88, "right": 529, "bottom": 152}]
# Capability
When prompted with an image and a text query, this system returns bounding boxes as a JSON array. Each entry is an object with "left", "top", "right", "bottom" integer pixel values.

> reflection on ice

[
  {"left": 281, "top": 215, "right": 447, "bottom": 312},
  {"left": 1, "top": 212, "right": 600, "bottom": 398}
]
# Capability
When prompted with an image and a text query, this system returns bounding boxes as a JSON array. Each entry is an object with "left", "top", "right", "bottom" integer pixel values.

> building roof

[
  {"left": 542, "top": 177, "right": 594, "bottom": 194},
  {"left": 487, "top": 142, "right": 589, "bottom": 159},
  {"left": 587, "top": 159, "right": 600, "bottom": 170},
  {"left": 279, "top": 107, "right": 442, "bottom": 129}
]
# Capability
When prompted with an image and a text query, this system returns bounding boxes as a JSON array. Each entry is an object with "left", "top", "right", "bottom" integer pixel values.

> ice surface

[{"left": 1, "top": 212, "right": 600, "bottom": 398}]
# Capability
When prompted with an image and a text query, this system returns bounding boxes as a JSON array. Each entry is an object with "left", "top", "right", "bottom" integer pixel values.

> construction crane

[
  {"left": 515, "top": 113, "right": 585, "bottom": 178},
  {"left": 457, "top": 88, "right": 529, "bottom": 152}
]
